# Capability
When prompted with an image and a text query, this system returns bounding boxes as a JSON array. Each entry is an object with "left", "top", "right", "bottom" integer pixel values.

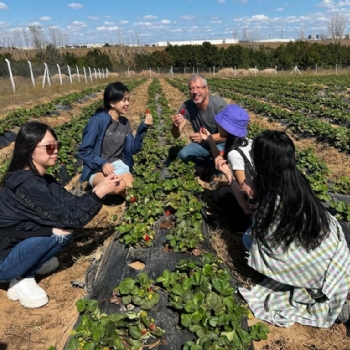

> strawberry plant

[
  {"left": 112, "top": 272, "right": 160, "bottom": 310},
  {"left": 64, "top": 299, "right": 165, "bottom": 350}
]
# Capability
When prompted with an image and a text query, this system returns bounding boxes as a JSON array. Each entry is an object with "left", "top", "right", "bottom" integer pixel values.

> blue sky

[{"left": 0, "top": 0, "right": 349, "bottom": 46}]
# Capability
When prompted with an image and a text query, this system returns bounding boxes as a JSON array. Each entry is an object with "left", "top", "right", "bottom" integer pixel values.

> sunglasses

[{"left": 36, "top": 142, "right": 62, "bottom": 155}]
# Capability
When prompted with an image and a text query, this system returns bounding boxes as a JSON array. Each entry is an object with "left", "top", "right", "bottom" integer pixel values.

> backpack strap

[{"left": 235, "top": 148, "right": 256, "bottom": 180}]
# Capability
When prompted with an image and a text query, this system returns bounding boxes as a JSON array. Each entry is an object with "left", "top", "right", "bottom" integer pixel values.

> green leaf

[
  {"left": 118, "top": 278, "right": 136, "bottom": 294},
  {"left": 92, "top": 324, "right": 104, "bottom": 342},
  {"left": 66, "top": 337, "right": 79, "bottom": 350},
  {"left": 202, "top": 264, "right": 213, "bottom": 276},
  {"left": 181, "top": 313, "right": 192, "bottom": 327},
  {"left": 122, "top": 295, "right": 132, "bottom": 305},
  {"left": 129, "top": 325, "right": 142, "bottom": 340},
  {"left": 172, "top": 283, "right": 183, "bottom": 296}
]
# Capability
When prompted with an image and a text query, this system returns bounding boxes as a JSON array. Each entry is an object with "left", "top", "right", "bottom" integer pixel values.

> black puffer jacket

[{"left": 0, "top": 170, "right": 103, "bottom": 237}]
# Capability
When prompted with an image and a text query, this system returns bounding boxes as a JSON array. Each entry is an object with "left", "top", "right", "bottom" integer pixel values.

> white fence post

[
  {"left": 102, "top": 68, "right": 105, "bottom": 78},
  {"left": 27, "top": 61, "right": 35, "bottom": 88},
  {"left": 83, "top": 67, "right": 88, "bottom": 83},
  {"left": 76, "top": 66, "right": 80, "bottom": 82},
  {"left": 88, "top": 67, "right": 93, "bottom": 82},
  {"left": 67, "top": 65, "right": 73, "bottom": 83},
  {"left": 42, "top": 63, "right": 51, "bottom": 88},
  {"left": 57, "top": 64, "right": 63, "bottom": 85},
  {"left": 98, "top": 68, "right": 101, "bottom": 79},
  {"left": 105, "top": 68, "right": 109, "bottom": 78},
  {"left": 5, "top": 59, "right": 16, "bottom": 92},
  {"left": 149, "top": 67, "right": 152, "bottom": 77}
]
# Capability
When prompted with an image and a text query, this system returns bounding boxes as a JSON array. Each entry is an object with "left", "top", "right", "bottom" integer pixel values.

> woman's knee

[{"left": 53, "top": 228, "right": 73, "bottom": 236}]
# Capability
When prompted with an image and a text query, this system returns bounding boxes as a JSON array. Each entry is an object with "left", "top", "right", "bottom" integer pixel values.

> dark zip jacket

[{"left": 0, "top": 170, "right": 103, "bottom": 260}]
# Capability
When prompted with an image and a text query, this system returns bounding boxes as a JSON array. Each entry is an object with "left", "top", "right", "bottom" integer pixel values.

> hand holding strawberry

[{"left": 145, "top": 109, "right": 153, "bottom": 126}]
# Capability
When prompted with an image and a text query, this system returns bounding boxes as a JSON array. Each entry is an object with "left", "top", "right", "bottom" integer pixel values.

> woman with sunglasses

[
  {"left": 0, "top": 121, "right": 119, "bottom": 309},
  {"left": 239, "top": 130, "right": 350, "bottom": 328},
  {"left": 78, "top": 81, "right": 153, "bottom": 196}
]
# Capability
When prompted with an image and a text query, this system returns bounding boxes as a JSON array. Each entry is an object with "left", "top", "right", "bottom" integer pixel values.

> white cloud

[
  {"left": 0, "top": 21, "right": 9, "bottom": 27},
  {"left": 160, "top": 20, "right": 171, "bottom": 24},
  {"left": 104, "top": 21, "right": 114, "bottom": 25},
  {"left": 339, "top": 0, "right": 350, "bottom": 5},
  {"left": 275, "top": 7, "right": 284, "bottom": 11},
  {"left": 68, "top": 3, "right": 83, "bottom": 10},
  {"left": 120, "top": 20, "right": 129, "bottom": 24},
  {"left": 28, "top": 21, "right": 41, "bottom": 26},
  {"left": 0, "top": 2, "right": 9, "bottom": 10},
  {"left": 318, "top": 0, "right": 334, "bottom": 8},
  {"left": 249, "top": 14, "right": 269, "bottom": 22},
  {"left": 96, "top": 26, "right": 119, "bottom": 31},
  {"left": 133, "top": 22, "right": 153, "bottom": 26},
  {"left": 180, "top": 15, "right": 195, "bottom": 20},
  {"left": 39, "top": 16, "right": 51, "bottom": 21},
  {"left": 211, "top": 20, "right": 222, "bottom": 23},
  {"left": 66, "top": 21, "right": 87, "bottom": 31},
  {"left": 88, "top": 16, "right": 98, "bottom": 20},
  {"left": 144, "top": 15, "right": 157, "bottom": 20},
  {"left": 104, "top": 16, "right": 111, "bottom": 18},
  {"left": 217, "top": 0, "right": 226, "bottom": 3}
]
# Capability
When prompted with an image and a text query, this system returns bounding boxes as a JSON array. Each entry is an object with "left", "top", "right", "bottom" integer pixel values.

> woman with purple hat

[{"left": 200, "top": 104, "right": 256, "bottom": 229}]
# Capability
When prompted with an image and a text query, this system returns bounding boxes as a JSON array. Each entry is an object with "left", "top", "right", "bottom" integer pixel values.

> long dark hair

[
  {"left": 2, "top": 121, "right": 57, "bottom": 182},
  {"left": 223, "top": 133, "right": 249, "bottom": 159},
  {"left": 96, "top": 81, "right": 129, "bottom": 113},
  {"left": 251, "top": 130, "right": 329, "bottom": 251}
]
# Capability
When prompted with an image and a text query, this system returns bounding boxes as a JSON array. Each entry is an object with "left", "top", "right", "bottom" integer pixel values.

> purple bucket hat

[{"left": 214, "top": 105, "right": 249, "bottom": 137}]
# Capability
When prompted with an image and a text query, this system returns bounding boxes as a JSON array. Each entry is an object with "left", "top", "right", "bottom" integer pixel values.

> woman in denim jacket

[{"left": 78, "top": 81, "right": 153, "bottom": 196}]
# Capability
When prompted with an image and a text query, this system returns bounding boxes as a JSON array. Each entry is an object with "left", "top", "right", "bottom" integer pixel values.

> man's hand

[
  {"left": 172, "top": 114, "right": 185, "bottom": 128},
  {"left": 189, "top": 132, "right": 203, "bottom": 143},
  {"left": 102, "top": 163, "right": 114, "bottom": 176}
]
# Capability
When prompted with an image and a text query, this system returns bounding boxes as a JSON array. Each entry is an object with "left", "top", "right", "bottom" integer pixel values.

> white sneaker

[
  {"left": 36, "top": 257, "right": 59, "bottom": 275},
  {"left": 7, "top": 278, "right": 49, "bottom": 308}
]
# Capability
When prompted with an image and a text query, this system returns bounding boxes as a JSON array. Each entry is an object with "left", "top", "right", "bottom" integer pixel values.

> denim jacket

[{"left": 77, "top": 111, "right": 150, "bottom": 182}]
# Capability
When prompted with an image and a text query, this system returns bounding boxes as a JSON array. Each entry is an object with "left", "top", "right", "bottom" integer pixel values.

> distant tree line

[{"left": 134, "top": 41, "right": 350, "bottom": 70}]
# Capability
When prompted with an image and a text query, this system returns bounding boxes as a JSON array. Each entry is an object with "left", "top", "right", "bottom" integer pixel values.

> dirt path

[
  {"left": 0, "top": 79, "right": 151, "bottom": 350},
  {"left": 158, "top": 78, "right": 350, "bottom": 350}
]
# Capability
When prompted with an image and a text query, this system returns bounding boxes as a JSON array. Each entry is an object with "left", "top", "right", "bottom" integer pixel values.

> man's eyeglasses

[
  {"left": 36, "top": 142, "right": 62, "bottom": 155},
  {"left": 189, "top": 85, "right": 207, "bottom": 92}
]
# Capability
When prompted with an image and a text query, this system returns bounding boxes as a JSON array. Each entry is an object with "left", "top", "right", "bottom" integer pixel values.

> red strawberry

[
  {"left": 141, "top": 329, "right": 147, "bottom": 335},
  {"left": 180, "top": 109, "right": 185, "bottom": 115},
  {"left": 144, "top": 235, "right": 150, "bottom": 242},
  {"left": 146, "top": 109, "right": 150, "bottom": 114},
  {"left": 165, "top": 210, "right": 171, "bottom": 216},
  {"left": 149, "top": 323, "right": 156, "bottom": 331},
  {"left": 130, "top": 197, "right": 136, "bottom": 203}
]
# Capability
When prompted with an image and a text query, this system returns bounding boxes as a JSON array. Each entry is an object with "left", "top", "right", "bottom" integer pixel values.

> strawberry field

[{"left": 0, "top": 75, "right": 350, "bottom": 350}]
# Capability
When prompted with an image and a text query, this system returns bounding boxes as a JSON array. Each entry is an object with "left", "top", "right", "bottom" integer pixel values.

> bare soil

[{"left": 0, "top": 78, "right": 349, "bottom": 350}]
